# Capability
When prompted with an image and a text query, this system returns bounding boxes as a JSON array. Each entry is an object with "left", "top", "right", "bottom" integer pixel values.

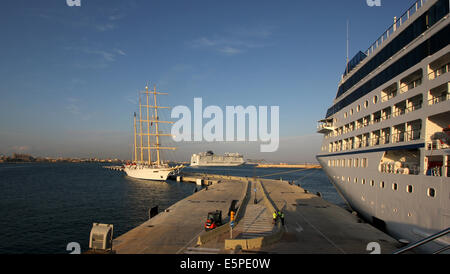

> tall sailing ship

[
  {"left": 317, "top": 0, "right": 449, "bottom": 253},
  {"left": 124, "top": 84, "right": 183, "bottom": 181}
]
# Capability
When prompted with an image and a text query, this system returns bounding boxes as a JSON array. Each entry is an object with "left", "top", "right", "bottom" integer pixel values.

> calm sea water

[{"left": 0, "top": 163, "right": 343, "bottom": 254}]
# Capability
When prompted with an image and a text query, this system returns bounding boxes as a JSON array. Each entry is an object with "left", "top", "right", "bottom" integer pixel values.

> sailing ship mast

[{"left": 133, "top": 84, "right": 176, "bottom": 166}]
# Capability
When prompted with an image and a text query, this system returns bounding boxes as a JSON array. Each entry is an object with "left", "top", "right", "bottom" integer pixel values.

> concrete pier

[{"left": 111, "top": 174, "right": 400, "bottom": 254}]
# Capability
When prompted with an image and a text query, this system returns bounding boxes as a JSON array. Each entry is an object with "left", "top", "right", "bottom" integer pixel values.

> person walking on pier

[{"left": 272, "top": 211, "right": 278, "bottom": 224}]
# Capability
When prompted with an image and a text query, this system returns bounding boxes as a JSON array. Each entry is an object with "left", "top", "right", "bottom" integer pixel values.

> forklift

[{"left": 204, "top": 210, "right": 222, "bottom": 231}]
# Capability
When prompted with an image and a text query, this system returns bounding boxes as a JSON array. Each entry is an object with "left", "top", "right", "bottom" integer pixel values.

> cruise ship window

[
  {"left": 370, "top": 180, "right": 375, "bottom": 187},
  {"left": 407, "top": 185, "right": 413, "bottom": 193},
  {"left": 364, "top": 100, "right": 369, "bottom": 108},
  {"left": 380, "top": 181, "right": 385, "bottom": 189},
  {"left": 362, "top": 179, "right": 366, "bottom": 185},
  {"left": 427, "top": 188, "right": 436, "bottom": 198},
  {"left": 357, "top": 105, "right": 361, "bottom": 112},
  {"left": 392, "top": 183, "right": 398, "bottom": 191},
  {"left": 373, "top": 95, "right": 379, "bottom": 104}
]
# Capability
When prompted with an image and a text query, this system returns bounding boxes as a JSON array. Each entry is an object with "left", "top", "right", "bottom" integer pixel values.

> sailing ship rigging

[{"left": 124, "top": 84, "right": 183, "bottom": 181}]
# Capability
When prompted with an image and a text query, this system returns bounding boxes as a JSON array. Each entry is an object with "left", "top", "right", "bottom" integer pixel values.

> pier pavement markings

[
  {"left": 263, "top": 182, "right": 347, "bottom": 254},
  {"left": 294, "top": 208, "right": 347, "bottom": 254},
  {"left": 279, "top": 195, "right": 347, "bottom": 254},
  {"left": 175, "top": 229, "right": 205, "bottom": 254}
]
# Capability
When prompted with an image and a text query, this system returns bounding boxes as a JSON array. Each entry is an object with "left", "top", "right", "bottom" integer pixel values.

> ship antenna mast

[{"left": 133, "top": 112, "right": 137, "bottom": 163}]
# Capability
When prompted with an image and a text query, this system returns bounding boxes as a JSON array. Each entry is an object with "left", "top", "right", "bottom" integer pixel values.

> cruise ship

[
  {"left": 190, "top": 151, "right": 245, "bottom": 167},
  {"left": 316, "top": 0, "right": 449, "bottom": 253}
]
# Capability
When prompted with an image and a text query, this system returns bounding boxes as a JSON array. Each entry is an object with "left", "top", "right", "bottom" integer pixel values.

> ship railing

[
  {"left": 332, "top": 130, "right": 421, "bottom": 152},
  {"left": 365, "top": 0, "right": 428, "bottom": 58},
  {"left": 381, "top": 91, "right": 398, "bottom": 102},
  {"left": 380, "top": 161, "right": 420, "bottom": 175},
  {"left": 393, "top": 227, "right": 450, "bottom": 254},
  {"left": 428, "top": 63, "right": 449, "bottom": 80},
  {"left": 393, "top": 108, "right": 406, "bottom": 117},
  {"left": 428, "top": 92, "right": 450, "bottom": 105},
  {"left": 400, "top": 78, "right": 422, "bottom": 94}
]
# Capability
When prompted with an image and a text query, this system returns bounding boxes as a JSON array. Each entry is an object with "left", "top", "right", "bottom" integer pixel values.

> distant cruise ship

[
  {"left": 190, "top": 151, "right": 245, "bottom": 167},
  {"left": 317, "top": 0, "right": 449, "bottom": 253}
]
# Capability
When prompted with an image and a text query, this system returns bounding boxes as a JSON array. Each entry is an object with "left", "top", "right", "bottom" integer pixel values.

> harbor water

[{"left": 0, "top": 163, "right": 344, "bottom": 254}]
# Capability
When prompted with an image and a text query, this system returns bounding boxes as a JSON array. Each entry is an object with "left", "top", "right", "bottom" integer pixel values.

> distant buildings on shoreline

[{"left": 0, "top": 153, "right": 125, "bottom": 164}]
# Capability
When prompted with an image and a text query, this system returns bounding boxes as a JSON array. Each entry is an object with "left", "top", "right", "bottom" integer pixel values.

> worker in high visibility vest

[
  {"left": 230, "top": 211, "right": 235, "bottom": 222},
  {"left": 272, "top": 211, "right": 278, "bottom": 224}
]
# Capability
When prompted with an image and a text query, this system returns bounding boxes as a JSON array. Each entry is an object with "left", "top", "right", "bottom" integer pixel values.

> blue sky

[{"left": 0, "top": 0, "right": 419, "bottom": 162}]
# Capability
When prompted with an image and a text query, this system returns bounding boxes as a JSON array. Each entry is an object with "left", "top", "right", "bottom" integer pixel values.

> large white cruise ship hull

[
  {"left": 190, "top": 151, "right": 245, "bottom": 167},
  {"left": 316, "top": 0, "right": 450, "bottom": 253},
  {"left": 190, "top": 162, "right": 245, "bottom": 167},
  {"left": 318, "top": 149, "right": 450, "bottom": 252}
]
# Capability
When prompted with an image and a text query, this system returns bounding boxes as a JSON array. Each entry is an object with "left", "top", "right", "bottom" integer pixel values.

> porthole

[
  {"left": 364, "top": 100, "right": 369, "bottom": 108},
  {"left": 373, "top": 95, "right": 379, "bottom": 104},
  {"left": 428, "top": 188, "right": 436, "bottom": 198},
  {"left": 350, "top": 109, "right": 354, "bottom": 115},
  {"left": 380, "top": 181, "right": 385, "bottom": 189},
  {"left": 406, "top": 185, "right": 413, "bottom": 193},
  {"left": 370, "top": 180, "right": 375, "bottom": 187},
  {"left": 354, "top": 178, "right": 358, "bottom": 184},
  {"left": 392, "top": 183, "right": 398, "bottom": 191},
  {"left": 357, "top": 105, "right": 361, "bottom": 112},
  {"left": 344, "top": 112, "right": 348, "bottom": 119},
  {"left": 348, "top": 177, "right": 351, "bottom": 182},
  {"left": 362, "top": 179, "right": 366, "bottom": 185}
]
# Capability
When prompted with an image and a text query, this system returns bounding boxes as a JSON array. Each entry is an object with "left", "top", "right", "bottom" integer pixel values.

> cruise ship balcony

[
  {"left": 428, "top": 52, "right": 450, "bottom": 80},
  {"left": 381, "top": 83, "right": 398, "bottom": 102},
  {"left": 425, "top": 155, "right": 449, "bottom": 178},
  {"left": 317, "top": 119, "right": 335, "bottom": 134},
  {"left": 400, "top": 69, "right": 422, "bottom": 94},
  {"left": 428, "top": 82, "right": 450, "bottom": 105},
  {"left": 425, "top": 111, "right": 450, "bottom": 153}
]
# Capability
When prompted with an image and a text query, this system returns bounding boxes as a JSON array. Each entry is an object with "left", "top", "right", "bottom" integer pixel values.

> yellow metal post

[
  {"left": 146, "top": 85, "right": 152, "bottom": 165},
  {"left": 153, "top": 85, "right": 161, "bottom": 166},
  {"left": 139, "top": 96, "right": 144, "bottom": 164}
]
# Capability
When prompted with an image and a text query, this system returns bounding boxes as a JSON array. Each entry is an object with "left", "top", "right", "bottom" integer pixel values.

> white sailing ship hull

[{"left": 124, "top": 166, "right": 174, "bottom": 181}]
